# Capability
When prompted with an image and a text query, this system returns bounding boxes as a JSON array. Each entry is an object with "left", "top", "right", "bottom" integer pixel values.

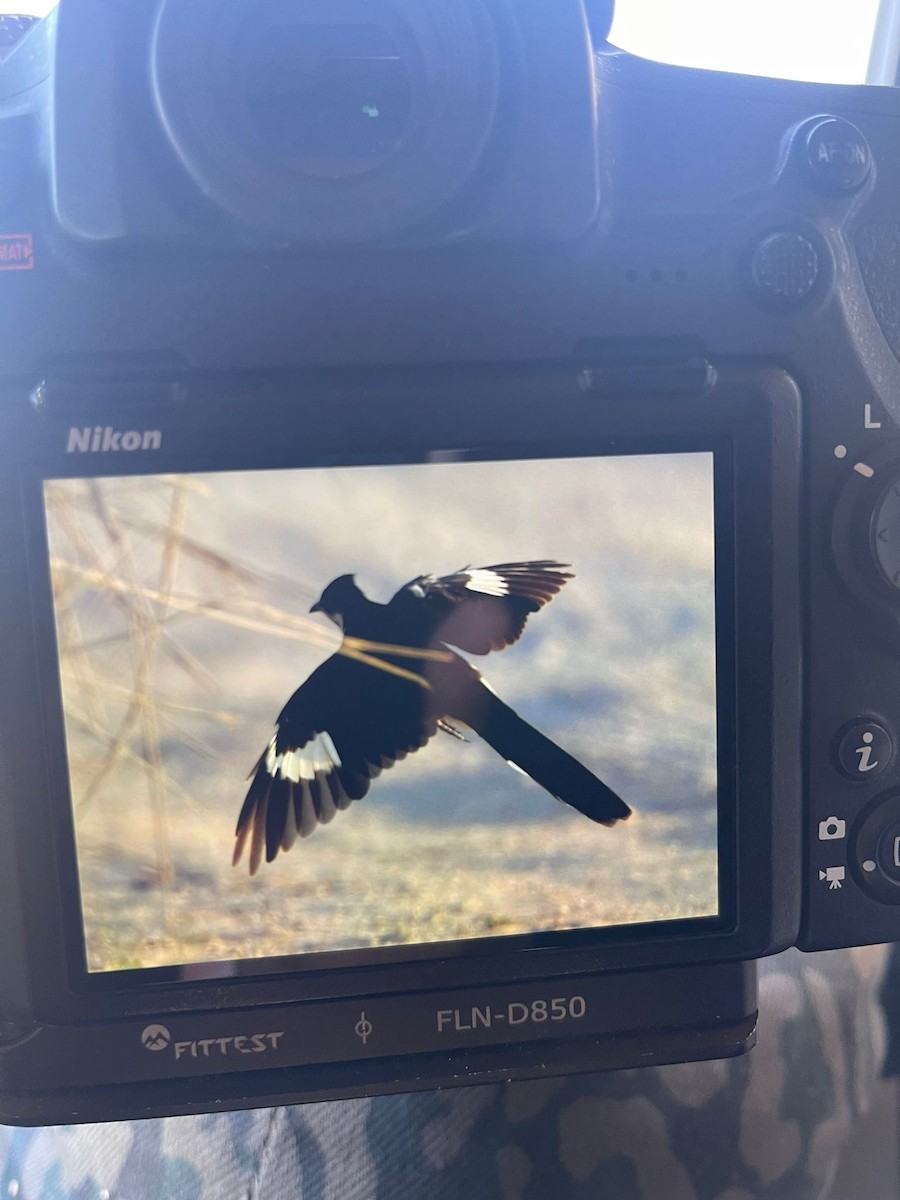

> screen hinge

[{"left": 575, "top": 337, "right": 717, "bottom": 397}]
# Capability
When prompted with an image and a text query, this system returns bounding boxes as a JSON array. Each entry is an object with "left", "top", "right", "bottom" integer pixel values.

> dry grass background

[{"left": 44, "top": 455, "right": 719, "bottom": 973}]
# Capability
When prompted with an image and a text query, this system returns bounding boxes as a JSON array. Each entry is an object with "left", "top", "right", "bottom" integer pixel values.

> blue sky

[{"left": 0, "top": 1, "right": 886, "bottom": 84}]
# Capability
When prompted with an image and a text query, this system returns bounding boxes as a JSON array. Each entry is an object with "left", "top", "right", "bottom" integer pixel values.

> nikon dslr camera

[{"left": 0, "top": 0, "right": 898, "bottom": 1124}]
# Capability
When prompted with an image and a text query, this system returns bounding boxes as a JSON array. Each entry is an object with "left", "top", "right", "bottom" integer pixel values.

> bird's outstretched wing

[
  {"left": 234, "top": 654, "right": 437, "bottom": 874},
  {"left": 392, "top": 560, "right": 573, "bottom": 655}
]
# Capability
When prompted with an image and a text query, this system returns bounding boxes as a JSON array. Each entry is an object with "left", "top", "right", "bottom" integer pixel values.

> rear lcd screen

[{"left": 42, "top": 449, "right": 719, "bottom": 975}]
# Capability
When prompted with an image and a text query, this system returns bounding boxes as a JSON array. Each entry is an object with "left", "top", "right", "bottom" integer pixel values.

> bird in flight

[{"left": 234, "top": 560, "right": 630, "bottom": 873}]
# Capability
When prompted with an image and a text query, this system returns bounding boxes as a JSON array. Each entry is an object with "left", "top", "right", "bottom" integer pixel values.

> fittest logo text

[{"left": 172, "top": 1031, "right": 286, "bottom": 1061}]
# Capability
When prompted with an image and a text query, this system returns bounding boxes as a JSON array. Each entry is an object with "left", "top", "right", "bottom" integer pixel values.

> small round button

[
  {"left": 834, "top": 719, "right": 893, "bottom": 781},
  {"left": 803, "top": 116, "right": 871, "bottom": 194},
  {"left": 750, "top": 231, "right": 820, "bottom": 304}
]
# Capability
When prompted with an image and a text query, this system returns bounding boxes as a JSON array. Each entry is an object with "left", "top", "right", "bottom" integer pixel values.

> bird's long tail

[{"left": 471, "top": 690, "right": 631, "bottom": 825}]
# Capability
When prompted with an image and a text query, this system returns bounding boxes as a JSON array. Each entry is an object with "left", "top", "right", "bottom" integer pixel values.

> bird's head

[{"left": 310, "top": 574, "right": 362, "bottom": 629}]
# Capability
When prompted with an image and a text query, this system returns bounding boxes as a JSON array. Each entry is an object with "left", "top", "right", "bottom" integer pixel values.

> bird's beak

[{"left": 310, "top": 601, "right": 322, "bottom": 615}]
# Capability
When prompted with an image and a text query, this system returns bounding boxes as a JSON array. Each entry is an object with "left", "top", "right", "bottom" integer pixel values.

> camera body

[{"left": 1, "top": 0, "right": 899, "bottom": 1123}]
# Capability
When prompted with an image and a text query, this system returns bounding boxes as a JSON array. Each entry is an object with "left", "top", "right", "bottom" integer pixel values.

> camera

[{"left": 1, "top": 0, "right": 899, "bottom": 1125}]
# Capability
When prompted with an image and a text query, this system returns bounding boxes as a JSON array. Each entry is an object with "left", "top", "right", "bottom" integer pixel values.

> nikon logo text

[{"left": 66, "top": 426, "right": 162, "bottom": 454}]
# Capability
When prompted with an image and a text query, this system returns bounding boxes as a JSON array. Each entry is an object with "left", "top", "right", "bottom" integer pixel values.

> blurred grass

[{"left": 77, "top": 804, "right": 716, "bottom": 972}]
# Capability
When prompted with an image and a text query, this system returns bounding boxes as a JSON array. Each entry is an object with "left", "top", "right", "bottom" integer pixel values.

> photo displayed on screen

[{"left": 42, "top": 450, "right": 719, "bottom": 974}]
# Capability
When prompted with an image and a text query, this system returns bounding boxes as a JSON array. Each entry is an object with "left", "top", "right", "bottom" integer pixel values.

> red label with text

[{"left": 0, "top": 234, "right": 33, "bottom": 270}]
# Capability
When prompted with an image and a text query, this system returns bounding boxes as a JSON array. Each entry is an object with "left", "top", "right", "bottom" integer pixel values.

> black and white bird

[{"left": 234, "top": 560, "right": 630, "bottom": 873}]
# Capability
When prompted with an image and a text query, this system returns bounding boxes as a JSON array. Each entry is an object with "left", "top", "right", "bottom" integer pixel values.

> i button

[{"left": 834, "top": 720, "right": 893, "bottom": 781}]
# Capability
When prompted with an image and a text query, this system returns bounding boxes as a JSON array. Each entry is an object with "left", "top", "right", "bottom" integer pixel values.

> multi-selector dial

[
  {"left": 869, "top": 470, "right": 900, "bottom": 593},
  {"left": 850, "top": 787, "right": 900, "bottom": 905},
  {"left": 832, "top": 441, "right": 900, "bottom": 620}
]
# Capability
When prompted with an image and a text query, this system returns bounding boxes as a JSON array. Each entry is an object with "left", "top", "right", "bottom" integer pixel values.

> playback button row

[{"left": 817, "top": 718, "right": 900, "bottom": 904}]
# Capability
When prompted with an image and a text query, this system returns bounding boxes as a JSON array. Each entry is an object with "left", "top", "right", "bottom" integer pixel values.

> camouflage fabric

[{"left": 0, "top": 946, "right": 889, "bottom": 1200}]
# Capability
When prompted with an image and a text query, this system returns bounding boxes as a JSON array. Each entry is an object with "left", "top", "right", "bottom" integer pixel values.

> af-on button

[{"left": 802, "top": 116, "right": 871, "bottom": 193}]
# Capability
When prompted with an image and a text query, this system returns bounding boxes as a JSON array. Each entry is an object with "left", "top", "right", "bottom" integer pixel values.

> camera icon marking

[{"left": 818, "top": 816, "right": 846, "bottom": 841}]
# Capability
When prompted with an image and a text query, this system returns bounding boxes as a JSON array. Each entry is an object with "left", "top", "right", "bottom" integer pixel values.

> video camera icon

[{"left": 819, "top": 866, "right": 846, "bottom": 889}]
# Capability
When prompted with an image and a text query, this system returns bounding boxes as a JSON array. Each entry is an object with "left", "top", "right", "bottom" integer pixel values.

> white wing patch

[
  {"left": 464, "top": 569, "right": 509, "bottom": 597},
  {"left": 505, "top": 759, "right": 531, "bottom": 779},
  {"left": 265, "top": 731, "right": 343, "bottom": 782}
]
